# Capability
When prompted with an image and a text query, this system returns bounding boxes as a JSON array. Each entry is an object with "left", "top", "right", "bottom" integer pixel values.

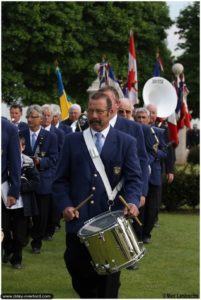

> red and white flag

[
  {"left": 127, "top": 30, "right": 138, "bottom": 105},
  {"left": 175, "top": 74, "right": 191, "bottom": 130},
  {"left": 167, "top": 112, "right": 179, "bottom": 146}
]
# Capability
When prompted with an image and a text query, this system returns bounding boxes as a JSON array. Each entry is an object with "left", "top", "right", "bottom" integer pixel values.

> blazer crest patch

[{"left": 113, "top": 166, "right": 121, "bottom": 176}]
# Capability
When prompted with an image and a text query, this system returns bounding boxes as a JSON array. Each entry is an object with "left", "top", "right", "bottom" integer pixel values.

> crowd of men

[{"left": 2, "top": 86, "right": 176, "bottom": 298}]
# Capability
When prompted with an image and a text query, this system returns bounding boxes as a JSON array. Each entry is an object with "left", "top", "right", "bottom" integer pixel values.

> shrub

[{"left": 162, "top": 165, "right": 199, "bottom": 211}]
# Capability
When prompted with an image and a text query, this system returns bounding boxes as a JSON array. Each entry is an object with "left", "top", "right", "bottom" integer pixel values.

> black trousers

[
  {"left": 132, "top": 206, "right": 144, "bottom": 241},
  {"left": 64, "top": 233, "right": 121, "bottom": 298},
  {"left": 143, "top": 183, "right": 161, "bottom": 239},
  {"left": 2, "top": 203, "right": 28, "bottom": 264},
  {"left": 45, "top": 195, "right": 60, "bottom": 236},
  {"left": 31, "top": 193, "right": 51, "bottom": 249}
]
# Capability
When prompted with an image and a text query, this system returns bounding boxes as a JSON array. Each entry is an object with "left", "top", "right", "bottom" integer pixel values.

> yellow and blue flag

[{"left": 56, "top": 66, "right": 72, "bottom": 120}]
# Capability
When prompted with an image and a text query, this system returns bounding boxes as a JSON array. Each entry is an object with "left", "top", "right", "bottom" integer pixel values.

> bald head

[
  {"left": 146, "top": 104, "right": 157, "bottom": 124},
  {"left": 118, "top": 98, "right": 134, "bottom": 120}
]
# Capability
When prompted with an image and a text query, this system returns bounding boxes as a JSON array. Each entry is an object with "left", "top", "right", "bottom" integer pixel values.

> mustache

[{"left": 89, "top": 120, "right": 101, "bottom": 125}]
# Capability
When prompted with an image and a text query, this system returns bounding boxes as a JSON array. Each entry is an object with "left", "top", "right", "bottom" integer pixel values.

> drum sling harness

[{"left": 83, "top": 128, "right": 123, "bottom": 204}]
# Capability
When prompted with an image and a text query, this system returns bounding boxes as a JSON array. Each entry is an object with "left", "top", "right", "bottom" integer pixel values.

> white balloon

[{"left": 172, "top": 63, "right": 184, "bottom": 75}]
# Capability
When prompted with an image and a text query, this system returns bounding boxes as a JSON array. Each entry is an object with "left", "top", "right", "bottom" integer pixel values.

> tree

[
  {"left": 2, "top": 2, "right": 173, "bottom": 109},
  {"left": 174, "top": 2, "right": 200, "bottom": 119}
]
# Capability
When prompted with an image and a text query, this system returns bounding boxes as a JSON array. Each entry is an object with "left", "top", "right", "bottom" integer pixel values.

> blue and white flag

[{"left": 98, "top": 60, "right": 124, "bottom": 98}]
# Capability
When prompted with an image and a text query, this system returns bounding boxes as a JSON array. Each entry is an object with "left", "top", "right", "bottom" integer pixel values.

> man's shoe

[
  {"left": 12, "top": 263, "right": 22, "bottom": 270},
  {"left": 55, "top": 226, "right": 61, "bottom": 232},
  {"left": 154, "top": 222, "right": 160, "bottom": 228},
  {"left": 143, "top": 237, "right": 151, "bottom": 244},
  {"left": 32, "top": 248, "right": 40, "bottom": 254},
  {"left": 43, "top": 235, "right": 53, "bottom": 241}
]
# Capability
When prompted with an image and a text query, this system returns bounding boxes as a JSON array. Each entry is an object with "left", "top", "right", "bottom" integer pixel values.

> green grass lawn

[{"left": 1, "top": 212, "right": 199, "bottom": 299}]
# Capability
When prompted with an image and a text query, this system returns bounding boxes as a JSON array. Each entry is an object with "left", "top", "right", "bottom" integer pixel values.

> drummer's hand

[
  {"left": 63, "top": 207, "right": 79, "bottom": 222},
  {"left": 124, "top": 203, "right": 139, "bottom": 218},
  {"left": 7, "top": 196, "right": 17, "bottom": 208}
]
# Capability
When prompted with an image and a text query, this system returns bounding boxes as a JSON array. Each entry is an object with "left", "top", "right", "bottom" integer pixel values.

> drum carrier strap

[{"left": 83, "top": 128, "right": 123, "bottom": 209}]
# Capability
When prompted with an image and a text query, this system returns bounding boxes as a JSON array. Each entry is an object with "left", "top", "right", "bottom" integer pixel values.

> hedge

[
  {"left": 162, "top": 164, "right": 199, "bottom": 211},
  {"left": 187, "top": 145, "right": 200, "bottom": 165}
]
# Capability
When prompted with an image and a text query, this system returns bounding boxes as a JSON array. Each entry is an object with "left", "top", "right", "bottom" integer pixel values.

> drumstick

[
  {"left": 74, "top": 194, "right": 93, "bottom": 211},
  {"left": 118, "top": 195, "right": 142, "bottom": 226}
]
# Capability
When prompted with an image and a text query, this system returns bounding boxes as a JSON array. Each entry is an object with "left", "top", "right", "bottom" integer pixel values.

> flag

[
  {"left": 167, "top": 112, "right": 179, "bottom": 146},
  {"left": 127, "top": 30, "right": 138, "bottom": 105},
  {"left": 56, "top": 66, "right": 72, "bottom": 120},
  {"left": 98, "top": 59, "right": 124, "bottom": 98},
  {"left": 173, "top": 73, "right": 191, "bottom": 130},
  {"left": 153, "top": 51, "right": 164, "bottom": 76}
]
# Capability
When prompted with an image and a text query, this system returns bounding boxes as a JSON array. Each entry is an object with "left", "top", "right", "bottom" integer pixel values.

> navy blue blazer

[
  {"left": 17, "top": 121, "right": 29, "bottom": 132},
  {"left": 52, "top": 126, "right": 143, "bottom": 234},
  {"left": 149, "top": 127, "right": 167, "bottom": 186},
  {"left": 114, "top": 116, "right": 149, "bottom": 197},
  {"left": 21, "top": 128, "right": 58, "bottom": 194},
  {"left": 58, "top": 123, "right": 72, "bottom": 135},
  {"left": 49, "top": 125, "right": 65, "bottom": 152},
  {"left": 141, "top": 124, "right": 161, "bottom": 164},
  {"left": 161, "top": 125, "right": 175, "bottom": 174},
  {"left": 1, "top": 118, "right": 21, "bottom": 199}
]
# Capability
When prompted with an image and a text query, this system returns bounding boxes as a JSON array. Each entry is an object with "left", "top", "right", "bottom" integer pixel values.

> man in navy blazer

[
  {"left": 117, "top": 100, "right": 157, "bottom": 244},
  {"left": 1, "top": 118, "right": 21, "bottom": 205},
  {"left": 20, "top": 105, "right": 58, "bottom": 253},
  {"left": 9, "top": 103, "right": 28, "bottom": 131},
  {"left": 135, "top": 107, "right": 167, "bottom": 243},
  {"left": 52, "top": 92, "right": 142, "bottom": 298},
  {"left": 50, "top": 104, "right": 72, "bottom": 135},
  {"left": 146, "top": 103, "right": 175, "bottom": 229},
  {"left": 41, "top": 104, "right": 65, "bottom": 238},
  {"left": 42, "top": 104, "right": 65, "bottom": 152},
  {"left": 2, "top": 118, "right": 21, "bottom": 265},
  {"left": 99, "top": 86, "right": 149, "bottom": 208},
  {"left": 143, "top": 126, "right": 167, "bottom": 242}
]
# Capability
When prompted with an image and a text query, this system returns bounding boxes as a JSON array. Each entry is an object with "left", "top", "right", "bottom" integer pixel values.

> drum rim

[{"left": 77, "top": 210, "right": 123, "bottom": 237}]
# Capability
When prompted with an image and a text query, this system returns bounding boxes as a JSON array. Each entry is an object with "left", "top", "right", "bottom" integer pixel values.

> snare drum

[{"left": 77, "top": 210, "right": 145, "bottom": 275}]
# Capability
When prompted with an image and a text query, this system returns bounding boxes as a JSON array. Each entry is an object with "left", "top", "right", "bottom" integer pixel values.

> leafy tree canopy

[{"left": 2, "top": 2, "right": 176, "bottom": 109}]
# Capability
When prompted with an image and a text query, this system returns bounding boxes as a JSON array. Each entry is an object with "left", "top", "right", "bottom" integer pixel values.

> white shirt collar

[
  {"left": 44, "top": 124, "right": 51, "bottom": 131},
  {"left": 71, "top": 121, "right": 78, "bottom": 132},
  {"left": 29, "top": 127, "right": 41, "bottom": 138},
  {"left": 109, "top": 114, "right": 118, "bottom": 127},
  {"left": 90, "top": 125, "right": 111, "bottom": 140}
]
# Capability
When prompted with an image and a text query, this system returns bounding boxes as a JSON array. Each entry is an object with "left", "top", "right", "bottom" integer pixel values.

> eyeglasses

[
  {"left": 118, "top": 110, "right": 132, "bottom": 114},
  {"left": 26, "top": 115, "right": 40, "bottom": 119},
  {"left": 87, "top": 109, "right": 108, "bottom": 115}
]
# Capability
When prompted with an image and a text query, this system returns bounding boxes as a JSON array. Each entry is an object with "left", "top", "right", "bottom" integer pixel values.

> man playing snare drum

[{"left": 52, "top": 92, "right": 143, "bottom": 298}]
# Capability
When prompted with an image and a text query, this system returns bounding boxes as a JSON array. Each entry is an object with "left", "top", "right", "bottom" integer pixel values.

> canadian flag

[{"left": 127, "top": 30, "right": 138, "bottom": 105}]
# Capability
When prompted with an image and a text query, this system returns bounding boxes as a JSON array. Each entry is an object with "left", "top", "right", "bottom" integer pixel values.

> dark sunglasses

[{"left": 118, "top": 109, "right": 132, "bottom": 114}]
